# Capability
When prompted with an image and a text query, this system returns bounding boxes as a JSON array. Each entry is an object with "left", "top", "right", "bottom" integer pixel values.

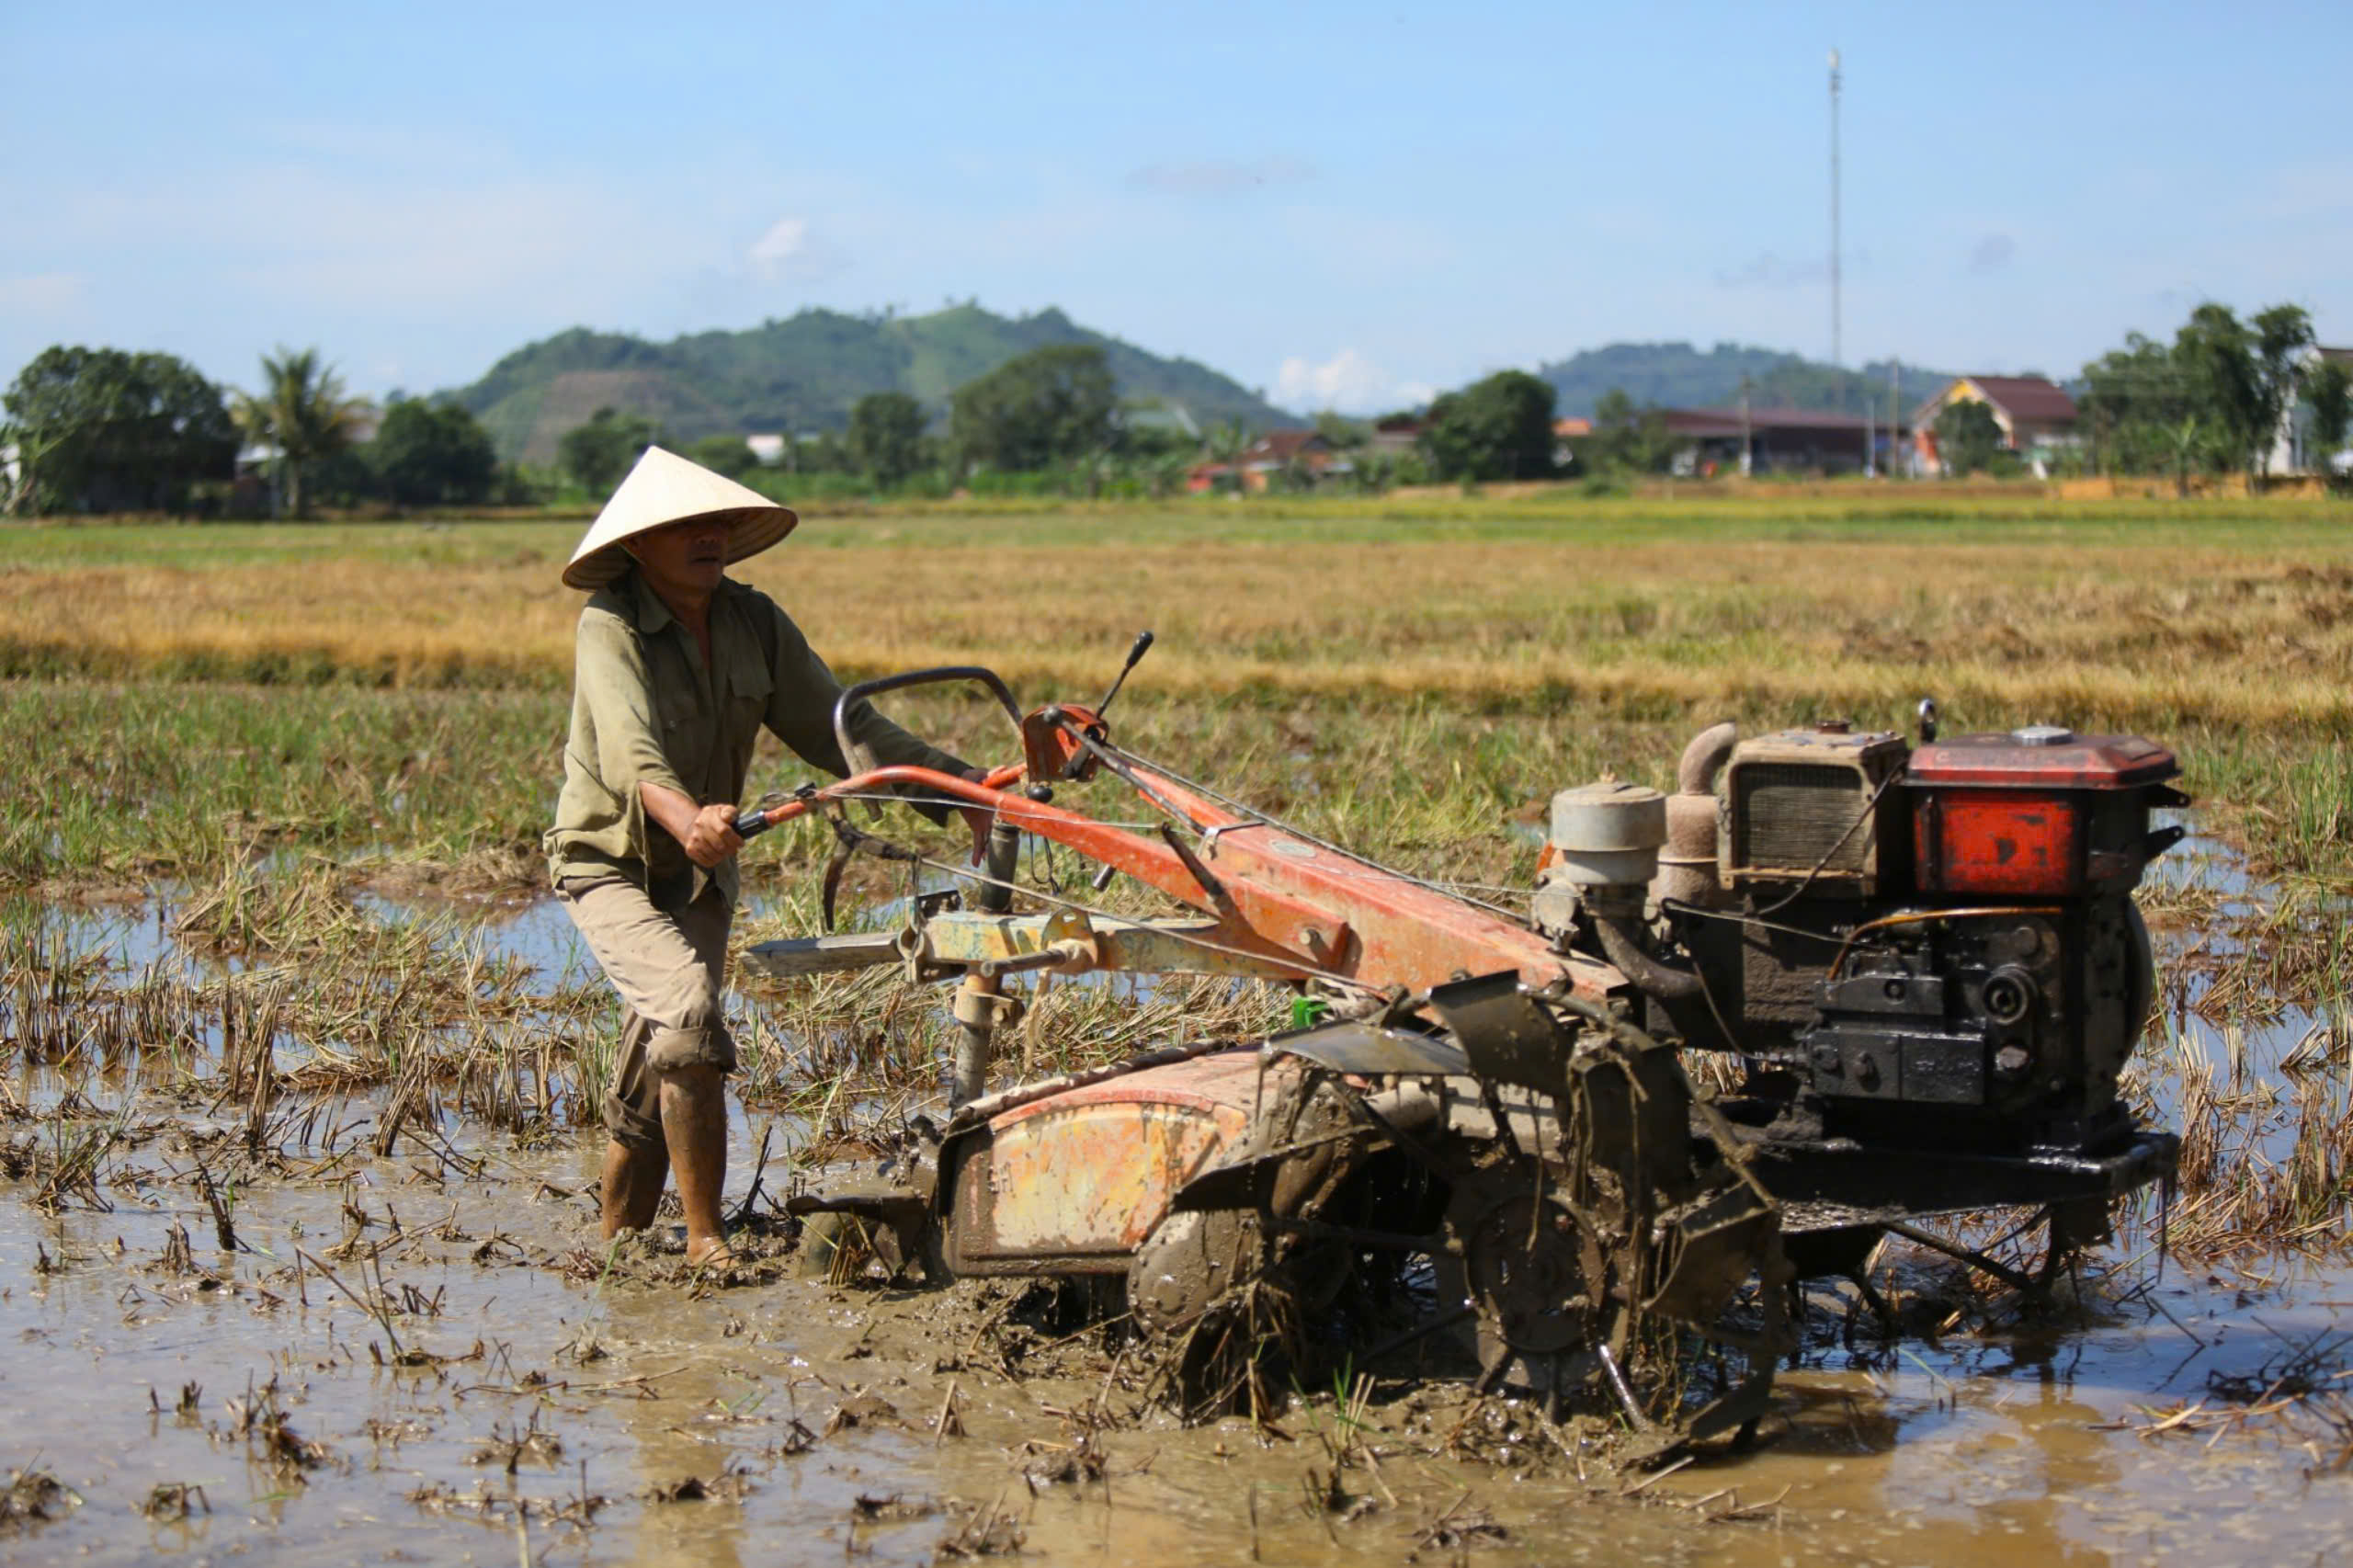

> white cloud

[
  {"left": 1274, "top": 348, "right": 1433, "bottom": 414},
  {"left": 749, "top": 217, "right": 808, "bottom": 273},
  {"left": 746, "top": 215, "right": 848, "bottom": 285}
]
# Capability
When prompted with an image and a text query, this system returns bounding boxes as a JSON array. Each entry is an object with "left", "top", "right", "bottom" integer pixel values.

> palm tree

[
  {"left": 234, "top": 347, "right": 367, "bottom": 518},
  {"left": 1206, "top": 417, "right": 1255, "bottom": 496},
  {"left": 1148, "top": 451, "right": 1189, "bottom": 500},
  {"left": 2165, "top": 415, "right": 2203, "bottom": 501}
]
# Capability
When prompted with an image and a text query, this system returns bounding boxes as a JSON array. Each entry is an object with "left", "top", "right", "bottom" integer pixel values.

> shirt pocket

[
  {"left": 722, "top": 648, "right": 775, "bottom": 777},
  {"left": 660, "top": 703, "right": 713, "bottom": 793},
  {"left": 649, "top": 639, "right": 715, "bottom": 788}
]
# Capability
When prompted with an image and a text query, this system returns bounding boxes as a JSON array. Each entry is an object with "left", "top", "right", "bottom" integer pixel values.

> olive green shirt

[{"left": 544, "top": 570, "right": 968, "bottom": 907}]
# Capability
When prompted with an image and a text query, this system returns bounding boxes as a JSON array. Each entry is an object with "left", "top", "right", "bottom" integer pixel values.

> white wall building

[{"left": 2267, "top": 347, "right": 2353, "bottom": 474}]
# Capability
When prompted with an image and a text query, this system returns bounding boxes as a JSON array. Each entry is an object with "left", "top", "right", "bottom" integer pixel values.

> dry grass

[
  {"left": 13, "top": 496, "right": 2353, "bottom": 888},
  {"left": 7, "top": 501, "right": 2353, "bottom": 736}
]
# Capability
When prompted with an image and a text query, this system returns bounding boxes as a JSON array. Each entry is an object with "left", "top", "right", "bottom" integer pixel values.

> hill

[
  {"left": 1539, "top": 341, "right": 1955, "bottom": 420},
  {"left": 449, "top": 304, "right": 1294, "bottom": 463}
]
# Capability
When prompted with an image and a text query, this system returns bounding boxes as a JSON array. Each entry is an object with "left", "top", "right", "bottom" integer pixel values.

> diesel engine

[{"left": 1537, "top": 711, "right": 2186, "bottom": 1158}]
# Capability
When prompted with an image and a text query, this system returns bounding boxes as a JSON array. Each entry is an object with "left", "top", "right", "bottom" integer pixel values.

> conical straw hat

[{"left": 562, "top": 445, "right": 798, "bottom": 590}]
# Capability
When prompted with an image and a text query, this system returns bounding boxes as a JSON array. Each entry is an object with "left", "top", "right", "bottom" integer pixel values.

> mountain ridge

[
  {"left": 443, "top": 304, "right": 1971, "bottom": 465},
  {"left": 445, "top": 303, "right": 1295, "bottom": 464},
  {"left": 1539, "top": 340, "right": 1958, "bottom": 421}
]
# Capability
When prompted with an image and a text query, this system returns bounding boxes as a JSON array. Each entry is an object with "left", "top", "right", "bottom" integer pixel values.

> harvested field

[
  {"left": 7, "top": 494, "right": 2353, "bottom": 889},
  {"left": 2, "top": 494, "right": 2350, "bottom": 1563},
  {"left": 9, "top": 501, "right": 2353, "bottom": 733}
]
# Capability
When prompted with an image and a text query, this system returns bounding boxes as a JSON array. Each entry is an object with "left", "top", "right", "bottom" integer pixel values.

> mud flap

[
  {"left": 1647, "top": 1184, "right": 1779, "bottom": 1326},
  {"left": 1427, "top": 971, "right": 1571, "bottom": 1095},
  {"left": 1267, "top": 1021, "right": 1472, "bottom": 1077}
]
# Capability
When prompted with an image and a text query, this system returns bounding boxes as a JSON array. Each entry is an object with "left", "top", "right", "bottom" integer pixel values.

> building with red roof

[
  {"left": 1186, "top": 428, "right": 1343, "bottom": 493},
  {"left": 1911, "top": 375, "right": 2080, "bottom": 473}
]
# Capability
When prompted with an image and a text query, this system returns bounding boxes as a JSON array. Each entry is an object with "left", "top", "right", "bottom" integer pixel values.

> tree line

[
  {"left": 1519, "top": 301, "right": 2353, "bottom": 487},
  {"left": 4, "top": 332, "right": 1604, "bottom": 515},
  {"left": 563, "top": 347, "right": 1575, "bottom": 495},
  {"left": 2076, "top": 302, "right": 2347, "bottom": 485},
  {"left": 1917, "top": 301, "right": 2349, "bottom": 485},
  {"left": 551, "top": 344, "right": 1190, "bottom": 498},
  {"left": 2, "top": 344, "right": 509, "bottom": 517},
  {"left": 35, "top": 308, "right": 2328, "bottom": 515}
]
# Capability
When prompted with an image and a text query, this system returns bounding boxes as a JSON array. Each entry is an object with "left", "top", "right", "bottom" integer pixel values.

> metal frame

[{"left": 752, "top": 757, "right": 1619, "bottom": 998}]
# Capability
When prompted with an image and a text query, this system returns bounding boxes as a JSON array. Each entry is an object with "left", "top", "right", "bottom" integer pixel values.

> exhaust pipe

[{"left": 1651, "top": 721, "right": 1734, "bottom": 912}]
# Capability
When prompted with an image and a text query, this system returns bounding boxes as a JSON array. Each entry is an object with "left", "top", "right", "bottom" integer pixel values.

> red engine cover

[
  {"left": 1906, "top": 731, "right": 2177, "bottom": 790},
  {"left": 1908, "top": 730, "right": 2177, "bottom": 896}
]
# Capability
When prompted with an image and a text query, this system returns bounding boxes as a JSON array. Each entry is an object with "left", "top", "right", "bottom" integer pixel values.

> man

[{"left": 546, "top": 446, "right": 981, "bottom": 1266}]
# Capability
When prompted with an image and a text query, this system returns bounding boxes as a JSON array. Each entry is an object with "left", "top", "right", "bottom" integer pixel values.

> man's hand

[
  {"left": 680, "top": 802, "right": 745, "bottom": 868},
  {"left": 641, "top": 781, "right": 742, "bottom": 869}
]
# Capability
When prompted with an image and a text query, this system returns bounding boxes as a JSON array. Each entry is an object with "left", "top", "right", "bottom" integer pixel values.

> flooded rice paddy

[{"left": 1, "top": 821, "right": 2348, "bottom": 1566}]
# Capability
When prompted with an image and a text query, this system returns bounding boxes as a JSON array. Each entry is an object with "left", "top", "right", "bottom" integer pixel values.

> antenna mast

[{"left": 1829, "top": 48, "right": 1843, "bottom": 381}]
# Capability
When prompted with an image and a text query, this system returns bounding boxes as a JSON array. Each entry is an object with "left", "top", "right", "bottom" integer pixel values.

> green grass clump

[{"left": 0, "top": 683, "right": 563, "bottom": 886}]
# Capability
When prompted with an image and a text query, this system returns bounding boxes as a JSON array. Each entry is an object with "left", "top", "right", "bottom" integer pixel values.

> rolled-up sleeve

[{"left": 546, "top": 606, "right": 694, "bottom": 878}]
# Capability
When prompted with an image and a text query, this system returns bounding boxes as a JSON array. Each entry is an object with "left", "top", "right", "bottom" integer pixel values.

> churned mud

[{"left": 1, "top": 818, "right": 2348, "bottom": 1566}]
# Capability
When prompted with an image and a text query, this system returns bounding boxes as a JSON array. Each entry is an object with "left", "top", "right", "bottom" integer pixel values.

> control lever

[{"left": 1094, "top": 631, "right": 1154, "bottom": 718}]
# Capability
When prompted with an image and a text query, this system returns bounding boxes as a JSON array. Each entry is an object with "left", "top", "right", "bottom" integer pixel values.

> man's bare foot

[{"left": 685, "top": 1235, "right": 738, "bottom": 1268}]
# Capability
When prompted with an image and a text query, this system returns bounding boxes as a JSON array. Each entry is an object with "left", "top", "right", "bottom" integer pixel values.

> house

[
  {"left": 1552, "top": 416, "right": 1592, "bottom": 472},
  {"left": 2268, "top": 346, "right": 2353, "bottom": 474},
  {"left": 1186, "top": 428, "right": 1341, "bottom": 493},
  {"left": 1911, "top": 375, "right": 2079, "bottom": 474},
  {"left": 1367, "top": 414, "right": 1425, "bottom": 456},
  {"left": 1575, "top": 407, "right": 1905, "bottom": 476}
]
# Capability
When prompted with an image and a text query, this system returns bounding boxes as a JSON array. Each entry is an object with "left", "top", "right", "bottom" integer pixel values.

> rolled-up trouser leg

[{"left": 556, "top": 874, "right": 736, "bottom": 1153}]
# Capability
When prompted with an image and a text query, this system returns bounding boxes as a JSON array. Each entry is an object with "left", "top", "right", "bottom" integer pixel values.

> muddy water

[
  {"left": 3, "top": 830, "right": 2350, "bottom": 1565},
  {"left": 0, "top": 1133, "right": 1736, "bottom": 1567}
]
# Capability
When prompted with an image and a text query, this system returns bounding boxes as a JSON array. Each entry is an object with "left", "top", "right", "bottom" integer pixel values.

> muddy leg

[
  {"left": 660, "top": 1064, "right": 733, "bottom": 1265},
  {"left": 600, "top": 1139, "right": 667, "bottom": 1238}
]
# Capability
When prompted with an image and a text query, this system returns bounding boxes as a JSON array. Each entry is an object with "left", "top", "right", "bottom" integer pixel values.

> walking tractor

[{"left": 736, "top": 635, "right": 2185, "bottom": 1454}]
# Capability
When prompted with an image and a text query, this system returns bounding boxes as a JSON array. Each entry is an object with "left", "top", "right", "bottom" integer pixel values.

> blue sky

[{"left": 7, "top": 1, "right": 2347, "bottom": 413}]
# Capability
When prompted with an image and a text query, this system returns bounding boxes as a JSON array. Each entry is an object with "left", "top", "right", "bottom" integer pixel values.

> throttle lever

[{"left": 1093, "top": 630, "right": 1154, "bottom": 718}]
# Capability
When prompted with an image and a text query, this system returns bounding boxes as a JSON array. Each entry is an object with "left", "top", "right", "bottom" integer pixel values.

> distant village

[{"left": 1186, "top": 358, "right": 2353, "bottom": 494}]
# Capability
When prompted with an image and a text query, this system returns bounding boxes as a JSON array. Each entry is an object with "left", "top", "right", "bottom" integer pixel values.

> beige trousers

[{"left": 556, "top": 873, "right": 736, "bottom": 1151}]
